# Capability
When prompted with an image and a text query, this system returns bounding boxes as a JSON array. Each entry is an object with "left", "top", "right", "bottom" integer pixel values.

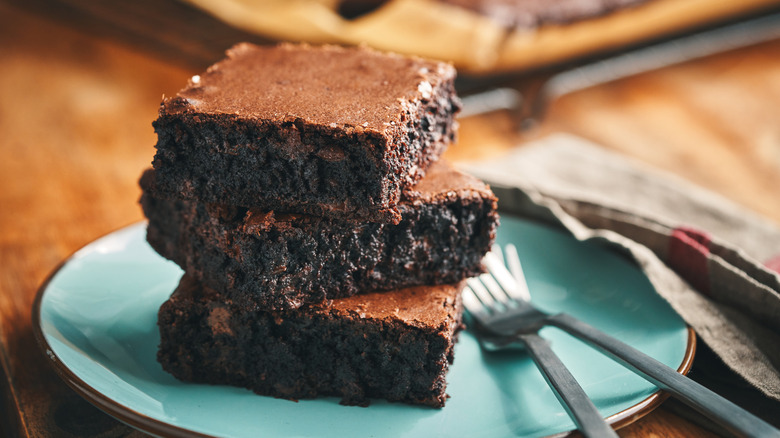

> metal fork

[
  {"left": 465, "top": 245, "right": 780, "bottom": 438},
  {"left": 464, "top": 247, "right": 619, "bottom": 438}
]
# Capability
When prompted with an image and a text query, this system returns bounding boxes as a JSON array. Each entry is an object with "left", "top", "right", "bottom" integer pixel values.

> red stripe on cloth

[
  {"left": 668, "top": 227, "right": 712, "bottom": 295},
  {"left": 766, "top": 255, "right": 780, "bottom": 274}
]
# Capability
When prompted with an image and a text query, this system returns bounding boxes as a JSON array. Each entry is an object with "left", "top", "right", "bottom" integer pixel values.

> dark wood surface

[{"left": 1, "top": 1, "right": 778, "bottom": 436}]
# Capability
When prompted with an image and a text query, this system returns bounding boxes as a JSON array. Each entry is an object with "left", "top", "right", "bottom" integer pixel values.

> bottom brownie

[{"left": 157, "top": 275, "right": 465, "bottom": 407}]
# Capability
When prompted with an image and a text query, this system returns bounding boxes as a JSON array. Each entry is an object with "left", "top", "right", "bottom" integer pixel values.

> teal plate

[{"left": 33, "top": 217, "right": 694, "bottom": 438}]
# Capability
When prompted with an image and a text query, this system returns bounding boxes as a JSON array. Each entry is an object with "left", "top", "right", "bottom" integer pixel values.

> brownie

[
  {"left": 141, "top": 160, "right": 498, "bottom": 310},
  {"left": 157, "top": 274, "right": 465, "bottom": 407},
  {"left": 151, "top": 42, "right": 461, "bottom": 224}
]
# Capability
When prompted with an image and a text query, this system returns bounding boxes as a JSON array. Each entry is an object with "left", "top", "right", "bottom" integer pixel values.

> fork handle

[
  {"left": 548, "top": 313, "right": 780, "bottom": 438},
  {"left": 518, "top": 333, "right": 619, "bottom": 438}
]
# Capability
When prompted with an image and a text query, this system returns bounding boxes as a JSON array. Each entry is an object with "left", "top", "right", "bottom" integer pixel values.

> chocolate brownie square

[
  {"left": 157, "top": 274, "right": 465, "bottom": 407},
  {"left": 141, "top": 160, "right": 498, "bottom": 310},
  {"left": 151, "top": 43, "right": 461, "bottom": 224}
]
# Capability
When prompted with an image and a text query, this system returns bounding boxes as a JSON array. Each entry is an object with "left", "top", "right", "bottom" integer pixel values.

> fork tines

[{"left": 463, "top": 246, "right": 532, "bottom": 316}]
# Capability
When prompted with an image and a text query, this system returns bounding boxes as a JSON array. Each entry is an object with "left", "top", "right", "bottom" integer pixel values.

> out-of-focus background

[{"left": 1, "top": 0, "right": 779, "bottom": 436}]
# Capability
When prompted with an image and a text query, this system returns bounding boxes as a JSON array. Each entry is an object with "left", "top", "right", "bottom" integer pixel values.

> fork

[
  {"left": 464, "top": 248, "right": 619, "bottom": 438},
  {"left": 465, "top": 245, "right": 780, "bottom": 438}
]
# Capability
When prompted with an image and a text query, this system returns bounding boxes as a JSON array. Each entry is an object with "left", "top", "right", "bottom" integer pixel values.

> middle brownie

[{"left": 141, "top": 160, "right": 498, "bottom": 310}]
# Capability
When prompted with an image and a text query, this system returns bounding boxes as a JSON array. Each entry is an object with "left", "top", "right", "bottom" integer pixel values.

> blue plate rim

[{"left": 31, "top": 220, "right": 696, "bottom": 438}]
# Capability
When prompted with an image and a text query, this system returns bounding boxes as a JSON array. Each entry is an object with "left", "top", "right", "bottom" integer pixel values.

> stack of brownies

[{"left": 139, "top": 43, "right": 499, "bottom": 407}]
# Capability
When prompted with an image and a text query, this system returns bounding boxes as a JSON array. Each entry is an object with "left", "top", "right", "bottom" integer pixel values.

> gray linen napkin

[{"left": 461, "top": 133, "right": 780, "bottom": 427}]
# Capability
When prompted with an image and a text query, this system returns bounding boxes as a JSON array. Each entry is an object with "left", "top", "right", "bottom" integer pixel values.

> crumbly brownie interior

[
  {"left": 151, "top": 43, "right": 461, "bottom": 224},
  {"left": 157, "top": 275, "right": 465, "bottom": 407},
  {"left": 141, "top": 161, "right": 498, "bottom": 310}
]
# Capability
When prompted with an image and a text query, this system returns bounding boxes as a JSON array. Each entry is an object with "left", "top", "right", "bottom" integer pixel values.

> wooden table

[{"left": 1, "top": 2, "right": 778, "bottom": 436}]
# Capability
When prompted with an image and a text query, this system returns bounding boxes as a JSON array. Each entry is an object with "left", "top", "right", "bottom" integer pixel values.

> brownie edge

[{"left": 157, "top": 275, "right": 465, "bottom": 407}]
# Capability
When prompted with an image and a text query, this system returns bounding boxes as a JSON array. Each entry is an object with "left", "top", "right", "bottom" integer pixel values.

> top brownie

[{"left": 151, "top": 43, "right": 461, "bottom": 224}]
